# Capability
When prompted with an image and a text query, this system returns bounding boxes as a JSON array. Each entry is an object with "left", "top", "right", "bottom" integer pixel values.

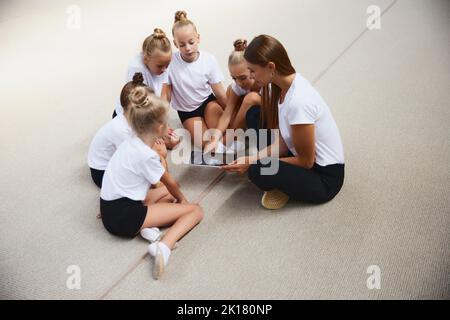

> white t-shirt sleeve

[
  {"left": 138, "top": 155, "right": 165, "bottom": 185},
  {"left": 165, "top": 69, "right": 173, "bottom": 85},
  {"left": 207, "top": 55, "right": 224, "bottom": 85},
  {"left": 110, "top": 132, "right": 124, "bottom": 148},
  {"left": 231, "top": 81, "right": 247, "bottom": 96},
  {"left": 110, "top": 126, "right": 129, "bottom": 148},
  {"left": 288, "top": 101, "right": 319, "bottom": 125},
  {"left": 161, "top": 71, "right": 169, "bottom": 84}
]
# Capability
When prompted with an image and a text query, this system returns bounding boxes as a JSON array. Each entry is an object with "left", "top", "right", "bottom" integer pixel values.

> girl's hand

[
  {"left": 203, "top": 129, "right": 222, "bottom": 154},
  {"left": 221, "top": 156, "right": 256, "bottom": 174},
  {"left": 153, "top": 138, "right": 168, "bottom": 158},
  {"left": 168, "top": 128, "right": 178, "bottom": 138},
  {"left": 164, "top": 128, "right": 180, "bottom": 150},
  {"left": 203, "top": 139, "right": 219, "bottom": 155}
]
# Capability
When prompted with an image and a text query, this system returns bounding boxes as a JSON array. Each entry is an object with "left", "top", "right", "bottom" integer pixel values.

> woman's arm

[
  {"left": 221, "top": 131, "right": 290, "bottom": 174},
  {"left": 160, "top": 171, "right": 188, "bottom": 204},
  {"left": 280, "top": 124, "right": 316, "bottom": 169},
  {"left": 161, "top": 84, "right": 172, "bottom": 103},
  {"left": 210, "top": 82, "right": 227, "bottom": 108}
]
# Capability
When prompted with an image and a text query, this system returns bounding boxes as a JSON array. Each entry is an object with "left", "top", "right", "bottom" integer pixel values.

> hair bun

[
  {"left": 132, "top": 72, "right": 144, "bottom": 85},
  {"left": 174, "top": 10, "right": 188, "bottom": 23},
  {"left": 233, "top": 39, "right": 247, "bottom": 52},
  {"left": 129, "top": 87, "right": 149, "bottom": 108},
  {"left": 153, "top": 28, "right": 166, "bottom": 40}
]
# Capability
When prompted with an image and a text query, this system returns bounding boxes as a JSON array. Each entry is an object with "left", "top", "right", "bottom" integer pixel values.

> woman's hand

[{"left": 221, "top": 156, "right": 257, "bottom": 174}]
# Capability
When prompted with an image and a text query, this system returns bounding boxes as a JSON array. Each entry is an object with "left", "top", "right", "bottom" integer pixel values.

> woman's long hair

[{"left": 244, "top": 35, "right": 296, "bottom": 129}]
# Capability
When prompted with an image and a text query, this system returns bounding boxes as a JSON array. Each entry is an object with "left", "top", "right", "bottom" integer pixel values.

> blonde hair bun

[
  {"left": 153, "top": 28, "right": 166, "bottom": 40},
  {"left": 129, "top": 87, "right": 149, "bottom": 109},
  {"left": 174, "top": 10, "right": 188, "bottom": 23}
]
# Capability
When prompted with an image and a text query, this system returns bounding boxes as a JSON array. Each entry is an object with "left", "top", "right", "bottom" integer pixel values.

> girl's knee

[
  {"left": 206, "top": 100, "right": 221, "bottom": 110},
  {"left": 243, "top": 92, "right": 261, "bottom": 105},
  {"left": 193, "top": 205, "right": 204, "bottom": 222}
]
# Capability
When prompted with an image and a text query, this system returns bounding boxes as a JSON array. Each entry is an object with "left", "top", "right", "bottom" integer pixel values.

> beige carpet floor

[{"left": 0, "top": 0, "right": 449, "bottom": 299}]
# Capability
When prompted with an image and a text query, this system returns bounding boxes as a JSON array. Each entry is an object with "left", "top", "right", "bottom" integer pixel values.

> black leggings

[
  {"left": 90, "top": 168, "right": 105, "bottom": 188},
  {"left": 245, "top": 105, "right": 345, "bottom": 204}
]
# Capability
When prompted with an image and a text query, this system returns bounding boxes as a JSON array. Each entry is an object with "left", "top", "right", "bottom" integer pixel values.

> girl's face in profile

[
  {"left": 229, "top": 62, "right": 255, "bottom": 90},
  {"left": 173, "top": 25, "right": 200, "bottom": 63},
  {"left": 144, "top": 51, "right": 172, "bottom": 76}
]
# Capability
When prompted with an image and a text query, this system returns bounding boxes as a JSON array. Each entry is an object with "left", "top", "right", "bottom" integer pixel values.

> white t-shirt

[
  {"left": 165, "top": 51, "right": 223, "bottom": 112},
  {"left": 100, "top": 135, "right": 165, "bottom": 201},
  {"left": 87, "top": 114, "right": 133, "bottom": 170},
  {"left": 114, "top": 53, "right": 168, "bottom": 115},
  {"left": 231, "top": 81, "right": 262, "bottom": 97},
  {"left": 231, "top": 81, "right": 250, "bottom": 96},
  {"left": 278, "top": 73, "right": 345, "bottom": 166}
]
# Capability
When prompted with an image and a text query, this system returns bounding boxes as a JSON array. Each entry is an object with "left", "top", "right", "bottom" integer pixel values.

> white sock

[
  {"left": 140, "top": 227, "right": 162, "bottom": 242},
  {"left": 148, "top": 242, "right": 171, "bottom": 266}
]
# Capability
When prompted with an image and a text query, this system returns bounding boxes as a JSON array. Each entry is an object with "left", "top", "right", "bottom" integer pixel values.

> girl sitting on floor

[
  {"left": 161, "top": 11, "right": 228, "bottom": 150},
  {"left": 100, "top": 86, "right": 203, "bottom": 279}
]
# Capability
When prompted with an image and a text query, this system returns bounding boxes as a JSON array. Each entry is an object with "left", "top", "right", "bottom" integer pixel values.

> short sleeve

[
  {"left": 110, "top": 118, "right": 130, "bottom": 148},
  {"left": 288, "top": 101, "right": 318, "bottom": 125},
  {"left": 138, "top": 155, "right": 165, "bottom": 185},
  {"left": 110, "top": 129, "right": 126, "bottom": 149},
  {"left": 160, "top": 70, "right": 169, "bottom": 84},
  {"left": 207, "top": 54, "right": 224, "bottom": 85},
  {"left": 165, "top": 69, "right": 173, "bottom": 85},
  {"left": 231, "top": 81, "right": 247, "bottom": 96}
]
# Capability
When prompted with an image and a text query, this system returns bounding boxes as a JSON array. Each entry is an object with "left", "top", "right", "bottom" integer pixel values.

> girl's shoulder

[
  {"left": 111, "top": 114, "right": 132, "bottom": 133},
  {"left": 199, "top": 50, "right": 218, "bottom": 62},
  {"left": 128, "top": 53, "right": 146, "bottom": 70}
]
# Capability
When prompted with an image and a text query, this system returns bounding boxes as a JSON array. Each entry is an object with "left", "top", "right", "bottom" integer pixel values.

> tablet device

[{"left": 190, "top": 151, "right": 236, "bottom": 167}]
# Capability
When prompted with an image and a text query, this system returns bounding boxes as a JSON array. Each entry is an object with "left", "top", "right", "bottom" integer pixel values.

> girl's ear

[
  {"left": 173, "top": 39, "right": 179, "bottom": 49},
  {"left": 267, "top": 61, "right": 276, "bottom": 72},
  {"left": 197, "top": 33, "right": 201, "bottom": 44}
]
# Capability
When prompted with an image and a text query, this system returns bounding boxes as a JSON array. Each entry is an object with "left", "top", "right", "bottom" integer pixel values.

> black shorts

[
  {"left": 177, "top": 94, "right": 217, "bottom": 123},
  {"left": 100, "top": 197, "right": 147, "bottom": 238},
  {"left": 90, "top": 168, "right": 105, "bottom": 188}
]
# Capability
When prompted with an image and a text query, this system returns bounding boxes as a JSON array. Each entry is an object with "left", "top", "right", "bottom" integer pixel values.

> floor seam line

[
  {"left": 98, "top": 171, "right": 225, "bottom": 300},
  {"left": 312, "top": 0, "right": 399, "bottom": 85}
]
